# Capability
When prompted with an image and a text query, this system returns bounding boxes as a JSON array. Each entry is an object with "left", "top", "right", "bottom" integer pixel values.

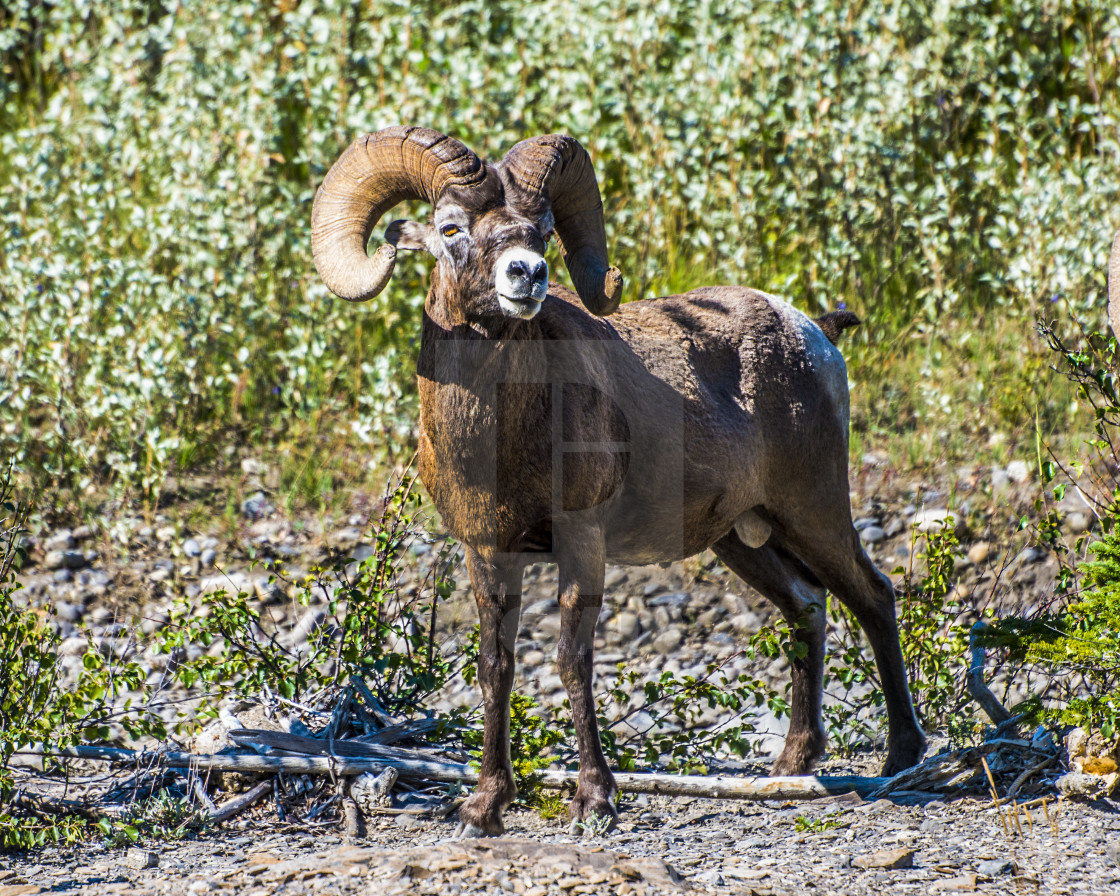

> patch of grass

[{"left": 794, "top": 811, "right": 846, "bottom": 833}]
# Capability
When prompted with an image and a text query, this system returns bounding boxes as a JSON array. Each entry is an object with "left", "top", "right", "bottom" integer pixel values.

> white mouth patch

[{"left": 495, "top": 248, "right": 548, "bottom": 319}]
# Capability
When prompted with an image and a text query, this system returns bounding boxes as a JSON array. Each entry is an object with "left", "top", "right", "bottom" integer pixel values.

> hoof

[
  {"left": 455, "top": 791, "right": 508, "bottom": 838},
  {"left": 882, "top": 735, "right": 927, "bottom": 777},
  {"left": 881, "top": 725, "right": 927, "bottom": 776},
  {"left": 568, "top": 789, "right": 618, "bottom": 836},
  {"left": 453, "top": 821, "right": 500, "bottom": 840},
  {"left": 771, "top": 728, "right": 827, "bottom": 777}
]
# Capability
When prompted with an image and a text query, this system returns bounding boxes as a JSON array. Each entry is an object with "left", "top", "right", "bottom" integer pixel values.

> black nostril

[
  {"left": 507, "top": 260, "right": 530, "bottom": 279},
  {"left": 531, "top": 259, "right": 547, "bottom": 284}
]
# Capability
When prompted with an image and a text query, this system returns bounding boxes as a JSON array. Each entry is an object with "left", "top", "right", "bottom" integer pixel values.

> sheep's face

[{"left": 386, "top": 173, "right": 556, "bottom": 323}]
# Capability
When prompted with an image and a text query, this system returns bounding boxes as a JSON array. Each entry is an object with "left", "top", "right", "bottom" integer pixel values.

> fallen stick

[
  {"left": 549, "top": 770, "right": 893, "bottom": 800},
  {"left": 967, "top": 621, "right": 1012, "bottom": 725},
  {"left": 869, "top": 747, "right": 988, "bottom": 798},
  {"left": 209, "top": 780, "right": 273, "bottom": 824},
  {"left": 228, "top": 728, "right": 449, "bottom": 763},
  {"left": 27, "top": 745, "right": 476, "bottom": 783},
  {"left": 27, "top": 745, "right": 891, "bottom": 800},
  {"left": 190, "top": 773, "right": 218, "bottom": 814},
  {"left": 10, "top": 790, "right": 126, "bottom": 822}
]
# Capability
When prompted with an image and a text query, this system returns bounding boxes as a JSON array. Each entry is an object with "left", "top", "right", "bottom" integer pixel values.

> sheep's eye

[{"left": 440, "top": 224, "right": 461, "bottom": 238}]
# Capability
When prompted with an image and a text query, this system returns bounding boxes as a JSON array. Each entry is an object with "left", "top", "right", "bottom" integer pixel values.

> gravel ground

[
  {"left": 6, "top": 456, "right": 1117, "bottom": 893},
  {"left": 4, "top": 784, "right": 1119, "bottom": 895}
]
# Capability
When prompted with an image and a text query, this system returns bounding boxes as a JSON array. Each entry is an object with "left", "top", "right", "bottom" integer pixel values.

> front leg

[
  {"left": 456, "top": 549, "right": 523, "bottom": 837},
  {"left": 556, "top": 526, "right": 617, "bottom": 830}
]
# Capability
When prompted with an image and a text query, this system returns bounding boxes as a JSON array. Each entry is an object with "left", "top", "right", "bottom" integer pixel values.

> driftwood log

[{"left": 28, "top": 745, "right": 891, "bottom": 800}]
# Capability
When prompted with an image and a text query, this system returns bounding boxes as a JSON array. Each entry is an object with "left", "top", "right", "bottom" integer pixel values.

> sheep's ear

[{"left": 385, "top": 219, "right": 434, "bottom": 254}]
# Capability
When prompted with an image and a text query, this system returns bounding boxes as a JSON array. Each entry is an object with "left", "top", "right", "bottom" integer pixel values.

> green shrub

[
  {"left": 155, "top": 473, "right": 470, "bottom": 722},
  {"left": 590, "top": 653, "right": 789, "bottom": 774},
  {"left": 981, "top": 322, "right": 1120, "bottom": 742},
  {"left": 0, "top": 464, "right": 172, "bottom": 848},
  {"left": 0, "top": 0, "right": 1116, "bottom": 508}
]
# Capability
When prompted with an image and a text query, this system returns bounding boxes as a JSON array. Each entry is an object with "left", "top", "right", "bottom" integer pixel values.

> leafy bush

[
  {"left": 97, "top": 792, "right": 210, "bottom": 849},
  {"left": 155, "top": 473, "right": 471, "bottom": 723},
  {"left": 592, "top": 651, "right": 789, "bottom": 774},
  {"left": 1, "top": 0, "right": 1117, "bottom": 508},
  {"left": 0, "top": 465, "right": 171, "bottom": 848},
  {"left": 981, "top": 322, "right": 1120, "bottom": 742}
]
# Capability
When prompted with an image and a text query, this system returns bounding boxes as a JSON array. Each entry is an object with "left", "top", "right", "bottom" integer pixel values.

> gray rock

[
  {"left": 967, "top": 541, "right": 991, "bottom": 564},
  {"left": 54, "top": 602, "right": 82, "bottom": 623},
  {"left": 330, "top": 526, "right": 364, "bottom": 546},
  {"left": 912, "top": 507, "right": 953, "bottom": 532},
  {"left": 604, "top": 567, "right": 628, "bottom": 589},
  {"left": 648, "top": 591, "right": 689, "bottom": 609},
  {"left": 1107, "top": 841, "right": 1120, "bottom": 867},
  {"left": 859, "top": 525, "right": 886, "bottom": 544},
  {"left": 1006, "top": 459, "right": 1030, "bottom": 483},
  {"left": 854, "top": 798, "right": 894, "bottom": 815},
  {"left": 44, "top": 549, "right": 89, "bottom": 570},
  {"left": 852, "top": 848, "right": 915, "bottom": 870},
  {"left": 696, "top": 607, "right": 721, "bottom": 627},
  {"left": 125, "top": 848, "right": 160, "bottom": 870},
  {"left": 524, "top": 598, "right": 558, "bottom": 617},
  {"left": 1065, "top": 511, "right": 1090, "bottom": 534},
  {"left": 182, "top": 538, "right": 201, "bottom": 557},
  {"left": 651, "top": 626, "right": 684, "bottom": 654},
  {"left": 611, "top": 611, "right": 641, "bottom": 641},
  {"left": 977, "top": 859, "right": 1016, "bottom": 877},
  {"left": 394, "top": 812, "right": 422, "bottom": 830},
  {"left": 200, "top": 547, "right": 217, "bottom": 568},
  {"left": 80, "top": 569, "right": 111, "bottom": 589},
  {"left": 43, "top": 529, "right": 75, "bottom": 552},
  {"left": 241, "top": 491, "right": 275, "bottom": 520}
]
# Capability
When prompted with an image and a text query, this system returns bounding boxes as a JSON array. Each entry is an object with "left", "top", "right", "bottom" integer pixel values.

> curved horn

[
  {"left": 501, "top": 135, "right": 623, "bottom": 316},
  {"left": 1110, "top": 230, "right": 1120, "bottom": 343},
  {"left": 311, "top": 127, "right": 484, "bottom": 302}
]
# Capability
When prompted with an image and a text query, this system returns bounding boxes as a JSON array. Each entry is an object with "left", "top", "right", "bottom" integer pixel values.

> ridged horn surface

[
  {"left": 311, "top": 127, "right": 484, "bottom": 302},
  {"left": 501, "top": 135, "right": 623, "bottom": 316}
]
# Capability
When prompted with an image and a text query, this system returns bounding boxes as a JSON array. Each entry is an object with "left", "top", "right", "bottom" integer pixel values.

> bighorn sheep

[{"left": 311, "top": 127, "right": 926, "bottom": 837}]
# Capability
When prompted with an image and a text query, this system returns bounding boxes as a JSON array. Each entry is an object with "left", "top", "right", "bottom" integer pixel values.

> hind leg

[
  {"left": 713, "top": 532, "right": 828, "bottom": 775},
  {"left": 779, "top": 522, "right": 926, "bottom": 776}
]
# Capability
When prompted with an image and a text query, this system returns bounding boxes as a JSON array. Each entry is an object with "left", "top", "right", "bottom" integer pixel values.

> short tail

[{"left": 814, "top": 309, "right": 861, "bottom": 345}]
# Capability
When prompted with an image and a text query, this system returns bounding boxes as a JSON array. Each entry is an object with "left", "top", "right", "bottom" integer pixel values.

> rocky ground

[
  {"left": 4, "top": 783, "right": 1119, "bottom": 895},
  {"left": 5, "top": 453, "right": 1117, "bottom": 893}
]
